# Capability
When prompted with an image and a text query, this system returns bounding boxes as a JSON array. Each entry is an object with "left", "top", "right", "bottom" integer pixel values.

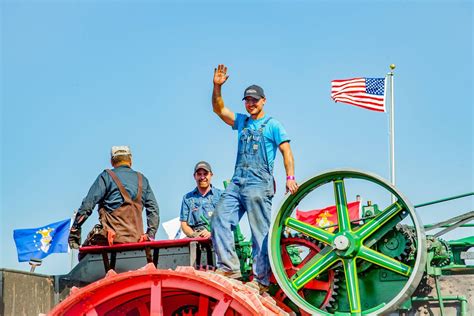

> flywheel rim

[{"left": 269, "top": 168, "right": 426, "bottom": 315}]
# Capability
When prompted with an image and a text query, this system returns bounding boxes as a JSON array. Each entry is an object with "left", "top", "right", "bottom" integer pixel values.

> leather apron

[{"left": 83, "top": 169, "right": 144, "bottom": 246}]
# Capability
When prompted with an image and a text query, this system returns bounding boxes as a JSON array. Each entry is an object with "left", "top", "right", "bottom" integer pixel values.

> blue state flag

[{"left": 13, "top": 218, "right": 71, "bottom": 262}]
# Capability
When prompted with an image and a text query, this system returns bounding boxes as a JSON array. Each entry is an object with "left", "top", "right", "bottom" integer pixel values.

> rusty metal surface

[
  {"left": 0, "top": 269, "right": 54, "bottom": 316},
  {"left": 410, "top": 274, "right": 474, "bottom": 316}
]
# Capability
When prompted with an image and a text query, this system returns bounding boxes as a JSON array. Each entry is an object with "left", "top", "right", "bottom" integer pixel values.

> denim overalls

[
  {"left": 186, "top": 193, "right": 219, "bottom": 231},
  {"left": 211, "top": 117, "right": 274, "bottom": 285}
]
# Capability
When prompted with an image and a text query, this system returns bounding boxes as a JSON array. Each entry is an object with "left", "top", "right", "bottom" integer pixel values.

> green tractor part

[{"left": 269, "top": 169, "right": 427, "bottom": 315}]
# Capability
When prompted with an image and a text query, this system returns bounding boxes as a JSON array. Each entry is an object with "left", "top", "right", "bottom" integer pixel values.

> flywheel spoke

[
  {"left": 343, "top": 259, "right": 361, "bottom": 314},
  {"left": 285, "top": 217, "right": 334, "bottom": 244},
  {"left": 292, "top": 249, "right": 338, "bottom": 290},
  {"left": 334, "top": 180, "right": 351, "bottom": 232},
  {"left": 359, "top": 246, "right": 412, "bottom": 276},
  {"left": 356, "top": 201, "right": 403, "bottom": 239}
]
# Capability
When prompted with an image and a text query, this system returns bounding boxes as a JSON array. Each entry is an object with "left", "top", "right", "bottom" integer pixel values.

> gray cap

[
  {"left": 242, "top": 84, "right": 265, "bottom": 100},
  {"left": 111, "top": 145, "right": 131, "bottom": 158},
  {"left": 194, "top": 161, "right": 212, "bottom": 173}
]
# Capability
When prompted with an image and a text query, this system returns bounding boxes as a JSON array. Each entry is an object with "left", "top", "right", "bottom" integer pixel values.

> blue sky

[{"left": 1, "top": 0, "right": 472, "bottom": 275}]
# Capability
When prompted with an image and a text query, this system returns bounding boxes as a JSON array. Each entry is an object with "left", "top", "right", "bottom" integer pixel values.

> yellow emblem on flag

[
  {"left": 316, "top": 211, "right": 335, "bottom": 233},
  {"left": 34, "top": 227, "right": 55, "bottom": 253}
]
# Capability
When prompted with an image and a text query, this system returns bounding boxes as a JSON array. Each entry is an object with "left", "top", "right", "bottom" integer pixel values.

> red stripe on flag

[
  {"left": 333, "top": 99, "right": 385, "bottom": 112},
  {"left": 331, "top": 78, "right": 363, "bottom": 84},
  {"left": 331, "top": 77, "right": 386, "bottom": 112}
]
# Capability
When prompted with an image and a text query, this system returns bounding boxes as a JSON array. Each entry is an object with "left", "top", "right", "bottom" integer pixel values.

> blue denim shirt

[
  {"left": 180, "top": 185, "right": 222, "bottom": 231},
  {"left": 75, "top": 165, "right": 159, "bottom": 237}
]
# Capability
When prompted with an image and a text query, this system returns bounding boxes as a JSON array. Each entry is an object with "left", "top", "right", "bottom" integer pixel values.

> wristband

[{"left": 286, "top": 176, "right": 295, "bottom": 180}]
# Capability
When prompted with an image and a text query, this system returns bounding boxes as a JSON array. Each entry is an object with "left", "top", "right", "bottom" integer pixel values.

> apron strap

[
  {"left": 134, "top": 172, "right": 143, "bottom": 204},
  {"left": 105, "top": 169, "right": 132, "bottom": 203}
]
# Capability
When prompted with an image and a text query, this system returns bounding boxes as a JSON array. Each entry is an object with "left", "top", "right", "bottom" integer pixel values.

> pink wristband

[{"left": 286, "top": 176, "right": 295, "bottom": 180}]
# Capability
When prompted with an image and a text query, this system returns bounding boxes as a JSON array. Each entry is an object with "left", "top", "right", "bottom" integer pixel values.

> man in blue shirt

[
  {"left": 68, "top": 146, "right": 159, "bottom": 249},
  {"left": 210, "top": 64, "right": 299, "bottom": 293},
  {"left": 180, "top": 161, "right": 222, "bottom": 238}
]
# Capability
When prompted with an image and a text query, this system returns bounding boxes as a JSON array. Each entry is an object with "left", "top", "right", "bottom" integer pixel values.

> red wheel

[
  {"left": 270, "top": 236, "right": 336, "bottom": 314},
  {"left": 49, "top": 264, "right": 288, "bottom": 316}
]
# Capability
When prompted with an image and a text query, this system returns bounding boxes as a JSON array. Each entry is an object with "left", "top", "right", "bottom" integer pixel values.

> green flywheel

[{"left": 269, "top": 169, "right": 426, "bottom": 315}]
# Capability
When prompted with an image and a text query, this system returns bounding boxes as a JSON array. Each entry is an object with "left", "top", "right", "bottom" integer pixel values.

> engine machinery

[{"left": 1, "top": 169, "right": 472, "bottom": 316}]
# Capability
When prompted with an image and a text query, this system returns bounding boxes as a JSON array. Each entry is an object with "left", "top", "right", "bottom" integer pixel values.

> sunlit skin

[
  {"left": 194, "top": 169, "right": 213, "bottom": 194},
  {"left": 244, "top": 96, "right": 266, "bottom": 120}
]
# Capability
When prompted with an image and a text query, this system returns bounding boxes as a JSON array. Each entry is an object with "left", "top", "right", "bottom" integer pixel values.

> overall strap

[
  {"left": 243, "top": 116, "right": 250, "bottom": 129},
  {"left": 258, "top": 117, "right": 272, "bottom": 172},
  {"left": 105, "top": 169, "right": 132, "bottom": 202},
  {"left": 134, "top": 172, "right": 143, "bottom": 203},
  {"left": 259, "top": 116, "right": 272, "bottom": 131}
]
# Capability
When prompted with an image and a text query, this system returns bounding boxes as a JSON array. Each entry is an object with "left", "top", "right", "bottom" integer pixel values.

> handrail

[{"left": 414, "top": 192, "right": 473, "bottom": 208}]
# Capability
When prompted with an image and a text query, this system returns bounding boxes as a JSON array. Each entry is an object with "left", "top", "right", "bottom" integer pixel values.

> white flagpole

[
  {"left": 70, "top": 211, "right": 76, "bottom": 270},
  {"left": 388, "top": 64, "right": 396, "bottom": 202}
]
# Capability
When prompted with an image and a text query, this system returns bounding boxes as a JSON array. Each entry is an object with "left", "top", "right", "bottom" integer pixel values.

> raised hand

[{"left": 213, "top": 64, "right": 229, "bottom": 86}]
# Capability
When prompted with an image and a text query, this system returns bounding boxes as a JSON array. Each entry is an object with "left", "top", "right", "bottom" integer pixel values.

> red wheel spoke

[
  {"left": 137, "top": 302, "right": 149, "bottom": 315},
  {"left": 277, "top": 236, "right": 335, "bottom": 309},
  {"left": 211, "top": 295, "right": 232, "bottom": 315},
  {"left": 304, "top": 278, "right": 332, "bottom": 291},
  {"left": 85, "top": 308, "right": 98, "bottom": 316},
  {"left": 150, "top": 280, "right": 163, "bottom": 315},
  {"left": 197, "top": 295, "right": 210, "bottom": 316},
  {"left": 282, "top": 245, "right": 294, "bottom": 270}
]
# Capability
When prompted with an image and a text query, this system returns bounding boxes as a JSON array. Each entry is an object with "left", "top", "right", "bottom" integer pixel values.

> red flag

[{"left": 296, "top": 201, "right": 360, "bottom": 233}]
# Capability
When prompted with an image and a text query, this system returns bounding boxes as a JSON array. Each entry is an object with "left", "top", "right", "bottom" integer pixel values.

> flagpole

[
  {"left": 70, "top": 211, "right": 76, "bottom": 270},
  {"left": 388, "top": 64, "right": 396, "bottom": 202}
]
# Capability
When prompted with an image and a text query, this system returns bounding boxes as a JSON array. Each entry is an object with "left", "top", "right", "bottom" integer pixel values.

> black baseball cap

[
  {"left": 194, "top": 161, "right": 212, "bottom": 173},
  {"left": 242, "top": 85, "right": 265, "bottom": 100}
]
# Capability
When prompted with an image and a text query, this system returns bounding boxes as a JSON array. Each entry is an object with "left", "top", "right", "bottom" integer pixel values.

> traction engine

[{"left": 40, "top": 169, "right": 474, "bottom": 315}]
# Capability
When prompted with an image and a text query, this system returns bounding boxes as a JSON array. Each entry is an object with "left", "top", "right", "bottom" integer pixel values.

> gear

[
  {"left": 427, "top": 236, "right": 452, "bottom": 267},
  {"left": 396, "top": 224, "right": 417, "bottom": 262},
  {"left": 270, "top": 234, "right": 337, "bottom": 313}
]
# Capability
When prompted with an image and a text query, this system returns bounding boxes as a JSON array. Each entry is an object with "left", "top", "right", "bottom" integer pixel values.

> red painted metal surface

[
  {"left": 78, "top": 238, "right": 211, "bottom": 254},
  {"left": 49, "top": 264, "right": 288, "bottom": 316},
  {"left": 270, "top": 236, "right": 335, "bottom": 313}
]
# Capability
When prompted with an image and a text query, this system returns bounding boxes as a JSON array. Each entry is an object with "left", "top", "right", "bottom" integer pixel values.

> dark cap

[
  {"left": 194, "top": 161, "right": 212, "bottom": 173},
  {"left": 242, "top": 85, "right": 265, "bottom": 100}
]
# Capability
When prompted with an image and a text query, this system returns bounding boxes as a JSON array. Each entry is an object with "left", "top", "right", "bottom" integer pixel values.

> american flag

[{"left": 331, "top": 77, "right": 386, "bottom": 112}]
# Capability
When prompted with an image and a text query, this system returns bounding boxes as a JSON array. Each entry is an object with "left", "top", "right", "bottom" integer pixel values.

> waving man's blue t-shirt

[{"left": 232, "top": 113, "right": 290, "bottom": 171}]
